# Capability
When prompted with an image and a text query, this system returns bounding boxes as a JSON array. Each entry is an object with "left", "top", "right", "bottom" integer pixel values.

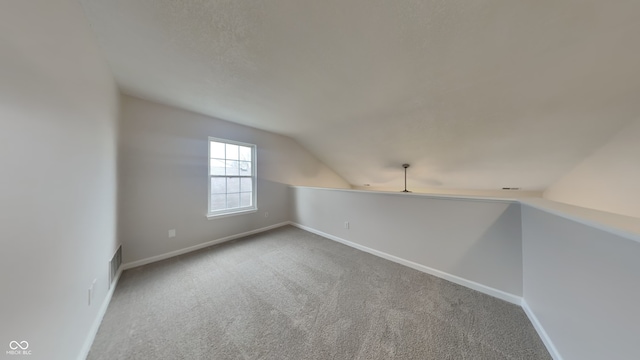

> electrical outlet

[
  {"left": 344, "top": 221, "right": 350, "bottom": 229},
  {"left": 264, "top": 211, "right": 269, "bottom": 218},
  {"left": 88, "top": 279, "right": 97, "bottom": 306},
  {"left": 168, "top": 229, "right": 176, "bottom": 238}
]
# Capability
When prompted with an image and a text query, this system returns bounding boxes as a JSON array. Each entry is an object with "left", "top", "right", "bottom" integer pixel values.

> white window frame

[{"left": 207, "top": 137, "right": 257, "bottom": 219}]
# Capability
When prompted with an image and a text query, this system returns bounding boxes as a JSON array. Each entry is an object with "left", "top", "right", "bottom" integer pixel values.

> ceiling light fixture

[{"left": 402, "top": 164, "right": 411, "bottom": 193}]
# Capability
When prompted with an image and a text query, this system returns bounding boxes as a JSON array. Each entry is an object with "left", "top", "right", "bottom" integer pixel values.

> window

[{"left": 208, "top": 137, "right": 256, "bottom": 218}]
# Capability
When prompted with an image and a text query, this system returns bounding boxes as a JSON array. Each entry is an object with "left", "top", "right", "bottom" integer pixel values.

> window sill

[{"left": 206, "top": 208, "right": 257, "bottom": 220}]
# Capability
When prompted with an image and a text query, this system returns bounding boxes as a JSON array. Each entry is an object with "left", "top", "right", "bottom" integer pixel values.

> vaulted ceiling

[{"left": 80, "top": 0, "right": 640, "bottom": 191}]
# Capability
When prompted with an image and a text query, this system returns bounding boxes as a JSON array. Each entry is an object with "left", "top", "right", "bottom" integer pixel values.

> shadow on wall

[
  {"left": 118, "top": 174, "right": 292, "bottom": 264},
  {"left": 258, "top": 146, "right": 349, "bottom": 188},
  {"left": 452, "top": 203, "right": 522, "bottom": 295}
]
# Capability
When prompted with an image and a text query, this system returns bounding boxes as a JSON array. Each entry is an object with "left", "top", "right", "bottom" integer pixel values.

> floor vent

[{"left": 109, "top": 245, "right": 122, "bottom": 288}]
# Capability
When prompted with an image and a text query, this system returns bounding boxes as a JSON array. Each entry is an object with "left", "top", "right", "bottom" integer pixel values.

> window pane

[
  {"left": 210, "top": 177, "right": 226, "bottom": 194},
  {"left": 239, "top": 146, "right": 252, "bottom": 161},
  {"left": 227, "top": 177, "right": 240, "bottom": 193},
  {"left": 210, "top": 194, "right": 226, "bottom": 211},
  {"left": 226, "top": 193, "right": 240, "bottom": 208},
  {"left": 210, "top": 159, "right": 225, "bottom": 176},
  {"left": 208, "top": 140, "right": 256, "bottom": 216},
  {"left": 210, "top": 141, "right": 225, "bottom": 159},
  {"left": 238, "top": 161, "right": 252, "bottom": 176},
  {"left": 226, "top": 144, "right": 239, "bottom": 160},
  {"left": 240, "top": 178, "right": 252, "bottom": 192},
  {"left": 240, "top": 192, "right": 252, "bottom": 207},
  {"left": 226, "top": 160, "right": 239, "bottom": 175}
]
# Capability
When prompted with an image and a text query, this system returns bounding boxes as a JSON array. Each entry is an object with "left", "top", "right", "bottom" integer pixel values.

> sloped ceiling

[{"left": 80, "top": 0, "right": 640, "bottom": 191}]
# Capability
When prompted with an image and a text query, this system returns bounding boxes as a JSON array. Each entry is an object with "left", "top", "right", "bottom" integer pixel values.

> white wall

[
  {"left": 544, "top": 119, "right": 640, "bottom": 219},
  {"left": 522, "top": 203, "right": 640, "bottom": 360},
  {"left": 290, "top": 187, "right": 523, "bottom": 299},
  {"left": 0, "top": 1, "right": 119, "bottom": 359},
  {"left": 119, "top": 95, "right": 348, "bottom": 264}
]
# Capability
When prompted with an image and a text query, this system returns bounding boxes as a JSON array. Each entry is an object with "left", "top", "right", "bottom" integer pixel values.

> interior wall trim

[
  {"left": 289, "top": 220, "right": 565, "bottom": 359},
  {"left": 87, "top": 218, "right": 571, "bottom": 359},
  {"left": 121, "top": 222, "right": 290, "bottom": 270},
  {"left": 288, "top": 185, "right": 521, "bottom": 204},
  {"left": 521, "top": 299, "right": 564, "bottom": 360},
  {"left": 289, "top": 222, "right": 522, "bottom": 305},
  {"left": 77, "top": 268, "right": 123, "bottom": 360}
]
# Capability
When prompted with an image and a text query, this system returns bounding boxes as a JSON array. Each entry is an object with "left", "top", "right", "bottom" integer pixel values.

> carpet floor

[{"left": 88, "top": 226, "right": 551, "bottom": 360}]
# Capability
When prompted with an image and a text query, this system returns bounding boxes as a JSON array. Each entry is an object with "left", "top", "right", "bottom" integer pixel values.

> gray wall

[
  {"left": 522, "top": 205, "right": 640, "bottom": 360},
  {"left": 290, "top": 187, "right": 523, "bottom": 297},
  {"left": 119, "top": 96, "right": 349, "bottom": 263},
  {"left": 293, "top": 188, "right": 640, "bottom": 359},
  {"left": 0, "top": 1, "right": 120, "bottom": 359}
]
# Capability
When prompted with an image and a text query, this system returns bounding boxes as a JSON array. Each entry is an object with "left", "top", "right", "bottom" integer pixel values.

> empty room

[{"left": 2, "top": 1, "right": 639, "bottom": 359}]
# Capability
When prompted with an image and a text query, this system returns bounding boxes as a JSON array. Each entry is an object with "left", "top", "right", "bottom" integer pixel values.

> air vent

[
  {"left": 109, "top": 245, "right": 122, "bottom": 288},
  {"left": 501, "top": 187, "right": 521, "bottom": 190}
]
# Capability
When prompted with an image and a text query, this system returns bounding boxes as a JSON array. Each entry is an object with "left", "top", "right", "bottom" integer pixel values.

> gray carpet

[{"left": 88, "top": 226, "right": 551, "bottom": 360}]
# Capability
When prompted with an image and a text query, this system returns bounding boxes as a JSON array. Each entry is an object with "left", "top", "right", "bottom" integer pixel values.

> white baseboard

[
  {"left": 77, "top": 267, "right": 123, "bottom": 360},
  {"left": 122, "top": 222, "right": 290, "bottom": 270},
  {"left": 82, "top": 221, "right": 559, "bottom": 360},
  {"left": 79, "top": 222, "right": 289, "bottom": 359},
  {"left": 289, "top": 222, "right": 522, "bottom": 305},
  {"left": 521, "top": 299, "right": 563, "bottom": 360}
]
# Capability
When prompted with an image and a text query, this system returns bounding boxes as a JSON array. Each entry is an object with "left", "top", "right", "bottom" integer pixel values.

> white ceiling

[{"left": 80, "top": 0, "right": 640, "bottom": 191}]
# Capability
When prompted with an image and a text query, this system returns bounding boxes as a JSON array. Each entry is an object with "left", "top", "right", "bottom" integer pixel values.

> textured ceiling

[{"left": 80, "top": 0, "right": 640, "bottom": 191}]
